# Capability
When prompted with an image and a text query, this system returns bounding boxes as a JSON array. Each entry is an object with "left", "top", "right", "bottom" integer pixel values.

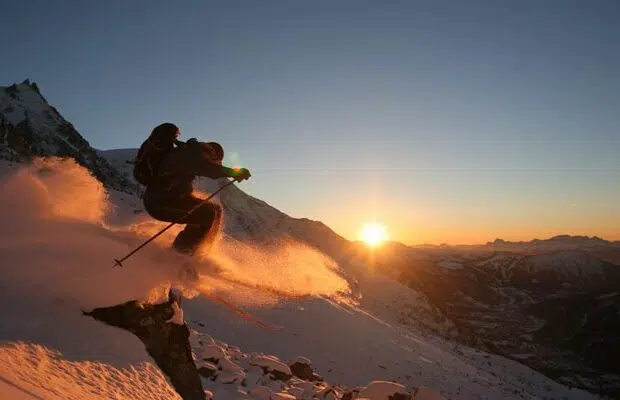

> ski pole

[{"left": 112, "top": 179, "right": 236, "bottom": 268}]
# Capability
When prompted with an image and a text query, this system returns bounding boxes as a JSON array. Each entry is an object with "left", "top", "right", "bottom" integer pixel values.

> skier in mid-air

[{"left": 133, "top": 122, "right": 251, "bottom": 256}]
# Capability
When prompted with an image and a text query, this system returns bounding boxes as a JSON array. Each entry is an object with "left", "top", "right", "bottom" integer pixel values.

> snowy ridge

[{"left": 0, "top": 81, "right": 138, "bottom": 194}]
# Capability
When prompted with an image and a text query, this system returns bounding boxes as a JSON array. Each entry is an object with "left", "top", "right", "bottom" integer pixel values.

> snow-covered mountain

[
  {"left": 0, "top": 80, "right": 613, "bottom": 399},
  {"left": 361, "top": 243, "right": 620, "bottom": 397},
  {"left": 0, "top": 80, "right": 139, "bottom": 194}
]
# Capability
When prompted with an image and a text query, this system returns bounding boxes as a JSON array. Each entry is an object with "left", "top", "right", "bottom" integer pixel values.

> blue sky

[{"left": 2, "top": 0, "right": 619, "bottom": 244}]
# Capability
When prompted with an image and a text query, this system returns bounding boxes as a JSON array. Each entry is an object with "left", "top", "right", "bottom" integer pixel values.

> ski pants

[{"left": 144, "top": 191, "right": 223, "bottom": 255}]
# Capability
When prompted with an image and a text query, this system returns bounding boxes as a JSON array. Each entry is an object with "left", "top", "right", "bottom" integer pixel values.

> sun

[{"left": 360, "top": 222, "right": 388, "bottom": 247}]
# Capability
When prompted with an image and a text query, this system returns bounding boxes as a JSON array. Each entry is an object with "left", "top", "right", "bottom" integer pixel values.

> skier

[{"left": 133, "top": 122, "right": 251, "bottom": 256}]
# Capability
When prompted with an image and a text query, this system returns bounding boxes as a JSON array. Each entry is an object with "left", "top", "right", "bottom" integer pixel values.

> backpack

[{"left": 133, "top": 123, "right": 179, "bottom": 186}]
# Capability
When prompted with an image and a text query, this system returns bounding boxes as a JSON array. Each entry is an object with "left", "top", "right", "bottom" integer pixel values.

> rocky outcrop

[
  {"left": 184, "top": 324, "right": 446, "bottom": 400},
  {"left": 83, "top": 292, "right": 206, "bottom": 400}
]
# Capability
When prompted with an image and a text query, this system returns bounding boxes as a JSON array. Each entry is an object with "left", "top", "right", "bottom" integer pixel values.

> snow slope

[{"left": 0, "top": 156, "right": 601, "bottom": 399}]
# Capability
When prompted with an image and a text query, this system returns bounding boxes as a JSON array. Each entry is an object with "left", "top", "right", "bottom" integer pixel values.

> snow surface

[
  {"left": 0, "top": 376, "right": 42, "bottom": 400},
  {"left": 437, "top": 259, "right": 463, "bottom": 270},
  {"left": 0, "top": 157, "right": 603, "bottom": 399},
  {"left": 530, "top": 250, "right": 604, "bottom": 275}
]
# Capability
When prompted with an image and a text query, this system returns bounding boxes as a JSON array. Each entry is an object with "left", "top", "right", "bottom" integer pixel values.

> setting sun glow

[{"left": 360, "top": 222, "right": 388, "bottom": 247}]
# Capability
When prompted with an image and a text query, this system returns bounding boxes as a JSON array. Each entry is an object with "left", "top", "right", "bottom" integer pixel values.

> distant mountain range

[
  {"left": 395, "top": 235, "right": 620, "bottom": 250},
  {"left": 486, "top": 235, "right": 620, "bottom": 248}
]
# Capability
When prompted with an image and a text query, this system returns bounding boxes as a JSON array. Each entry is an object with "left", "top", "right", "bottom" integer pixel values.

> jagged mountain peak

[{"left": 0, "top": 80, "right": 139, "bottom": 194}]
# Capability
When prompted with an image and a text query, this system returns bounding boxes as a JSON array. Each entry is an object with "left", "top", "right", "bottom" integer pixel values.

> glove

[{"left": 231, "top": 167, "right": 251, "bottom": 182}]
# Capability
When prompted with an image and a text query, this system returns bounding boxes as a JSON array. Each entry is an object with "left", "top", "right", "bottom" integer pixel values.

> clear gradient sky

[{"left": 2, "top": 1, "right": 619, "bottom": 244}]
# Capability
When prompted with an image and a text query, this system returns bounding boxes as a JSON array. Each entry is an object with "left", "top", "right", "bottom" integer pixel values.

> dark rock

[
  {"left": 4, "top": 84, "right": 18, "bottom": 94},
  {"left": 83, "top": 296, "right": 206, "bottom": 400},
  {"left": 341, "top": 388, "right": 360, "bottom": 400},
  {"left": 341, "top": 391, "right": 354, "bottom": 400},
  {"left": 389, "top": 393, "right": 412, "bottom": 400},
  {"left": 311, "top": 373, "right": 324, "bottom": 382},
  {"left": 318, "top": 386, "right": 342, "bottom": 399},
  {"left": 198, "top": 364, "right": 217, "bottom": 380},
  {"left": 289, "top": 361, "right": 314, "bottom": 380},
  {"left": 266, "top": 369, "right": 293, "bottom": 382}
]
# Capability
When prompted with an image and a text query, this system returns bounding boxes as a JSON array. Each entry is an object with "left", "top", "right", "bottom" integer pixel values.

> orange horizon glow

[
  {"left": 328, "top": 217, "right": 620, "bottom": 247},
  {"left": 275, "top": 175, "right": 619, "bottom": 248},
  {"left": 374, "top": 229, "right": 620, "bottom": 247}
]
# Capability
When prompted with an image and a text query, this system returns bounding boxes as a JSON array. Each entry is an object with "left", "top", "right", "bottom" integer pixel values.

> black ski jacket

[{"left": 146, "top": 141, "right": 234, "bottom": 198}]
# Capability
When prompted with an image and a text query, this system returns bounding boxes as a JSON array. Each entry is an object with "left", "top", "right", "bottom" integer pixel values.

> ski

[{"left": 203, "top": 291, "right": 283, "bottom": 331}]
